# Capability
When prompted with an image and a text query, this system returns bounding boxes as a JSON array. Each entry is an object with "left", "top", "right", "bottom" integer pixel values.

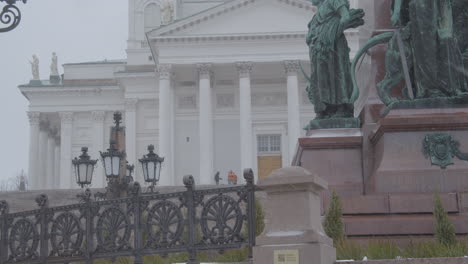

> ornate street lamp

[
  {"left": 0, "top": 0, "right": 27, "bottom": 33},
  {"left": 72, "top": 147, "right": 98, "bottom": 188},
  {"left": 139, "top": 145, "right": 164, "bottom": 191},
  {"left": 100, "top": 140, "right": 124, "bottom": 180}
]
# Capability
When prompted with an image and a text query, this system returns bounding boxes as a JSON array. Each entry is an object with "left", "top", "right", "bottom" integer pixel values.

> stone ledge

[
  {"left": 337, "top": 257, "right": 468, "bottom": 264},
  {"left": 371, "top": 108, "right": 468, "bottom": 144},
  {"left": 344, "top": 214, "right": 468, "bottom": 236}
]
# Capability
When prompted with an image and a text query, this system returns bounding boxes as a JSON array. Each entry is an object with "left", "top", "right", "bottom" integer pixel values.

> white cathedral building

[{"left": 20, "top": 0, "right": 360, "bottom": 190}]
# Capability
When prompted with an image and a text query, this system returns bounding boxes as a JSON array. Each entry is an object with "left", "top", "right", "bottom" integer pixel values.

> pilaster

[
  {"left": 157, "top": 64, "right": 174, "bottom": 186},
  {"left": 197, "top": 63, "right": 214, "bottom": 185},
  {"left": 237, "top": 61, "right": 254, "bottom": 182},
  {"left": 92, "top": 111, "right": 106, "bottom": 187},
  {"left": 27, "top": 112, "right": 40, "bottom": 190},
  {"left": 125, "top": 99, "right": 138, "bottom": 181},
  {"left": 59, "top": 112, "right": 73, "bottom": 189},
  {"left": 284, "top": 60, "right": 301, "bottom": 164}
]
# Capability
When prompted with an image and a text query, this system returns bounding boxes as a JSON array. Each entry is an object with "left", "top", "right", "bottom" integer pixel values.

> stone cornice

[
  {"left": 151, "top": 30, "right": 358, "bottom": 45},
  {"left": 19, "top": 86, "right": 122, "bottom": 98},
  {"left": 147, "top": 0, "right": 315, "bottom": 37}
]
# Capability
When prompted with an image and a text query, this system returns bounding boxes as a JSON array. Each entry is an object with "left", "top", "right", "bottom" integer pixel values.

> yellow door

[{"left": 258, "top": 156, "right": 282, "bottom": 180}]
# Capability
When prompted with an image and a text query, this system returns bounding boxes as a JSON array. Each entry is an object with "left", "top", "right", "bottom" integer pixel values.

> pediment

[{"left": 147, "top": 0, "right": 316, "bottom": 37}]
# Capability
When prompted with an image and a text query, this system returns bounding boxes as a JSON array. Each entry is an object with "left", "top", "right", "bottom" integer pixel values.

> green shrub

[
  {"left": 324, "top": 190, "right": 345, "bottom": 244},
  {"left": 433, "top": 191, "right": 456, "bottom": 246},
  {"left": 336, "top": 240, "right": 365, "bottom": 260}
]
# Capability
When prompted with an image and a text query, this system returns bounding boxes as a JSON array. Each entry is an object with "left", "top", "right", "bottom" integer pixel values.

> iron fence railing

[{"left": 0, "top": 170, "right": 257, "bottom": 264}]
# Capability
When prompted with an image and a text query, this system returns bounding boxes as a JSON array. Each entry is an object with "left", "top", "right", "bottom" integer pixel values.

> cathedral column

[
  {"left": 92, "top": 111, "right": 106, "bottom": 187},
  {"left": 59, "top": 112, "right": 73, "bottom": 189},
  {"left": 284, "top": 60, "right": 301, "bottom": 164},
  {"left": 54, "top": 136, "right": 60, "bottom": 189},
  {"left": 157, "top": 64, "right": 174, "bottom": 186},
  {"left": 237, "top": 62, "right": 254, "bottom": 180},
  {"left": 27, "top": 112, "right": 40, "bottom": 189},
  {"left": 125, "top": 99, "right": 138, "bottom": 180},
  {"left": 46, "top": 129, "right": 56, "bottom": 189},
  {"left": 38, "top": 121, "right": 49, "bottom": 189},
  {"left": 197, "top": 63, "right": 214, "bottom": 185}
]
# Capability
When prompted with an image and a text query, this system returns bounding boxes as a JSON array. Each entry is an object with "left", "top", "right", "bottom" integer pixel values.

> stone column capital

[
  {"left": 125, "top": 98, "right": 139, "bottom": 112},
  {"left": 236, "top": 62, "right": 253, "bottom": 78},
  {"left": 59, "top": 112, "right": 74, "bottom": 124},
  {"left": 283, "top": 60, "right": 301, "bottom": 76},
  {"left": 91, "top": 111, "right": 106, "bottom": 122},
  {"left": 27, "top": 112, "right": 41, "bottom": 125},
  {"left": 197, "top": 63, "right": 213, "bottom": 79},
  {"left": 157, "top": 64, "right": 172, "bottom": 80},
  {"left": 39, "top": 120, "right": 50, "bottom": 131}
]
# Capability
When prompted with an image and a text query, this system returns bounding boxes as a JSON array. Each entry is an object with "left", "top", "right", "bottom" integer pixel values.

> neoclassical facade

[{"left": 20, "top": 0, "right": 361, "bottom": 189}]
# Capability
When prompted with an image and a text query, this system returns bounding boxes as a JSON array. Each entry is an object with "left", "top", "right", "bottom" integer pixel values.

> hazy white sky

[{"left": 0, "top": 0, "right": 128, "bottom": 181}]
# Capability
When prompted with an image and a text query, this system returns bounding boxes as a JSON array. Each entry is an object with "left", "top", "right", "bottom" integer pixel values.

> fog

[{"left": 0, "top": 0, "right": 128, "bottom": 181}]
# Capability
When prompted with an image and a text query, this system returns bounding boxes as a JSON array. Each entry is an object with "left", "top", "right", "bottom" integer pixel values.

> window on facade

[
  {"left": 144, "top": 3, "right": 161, "bottom": 32},
  {"left": 257, "top": 134, "right": 281, "bottom": 154}
]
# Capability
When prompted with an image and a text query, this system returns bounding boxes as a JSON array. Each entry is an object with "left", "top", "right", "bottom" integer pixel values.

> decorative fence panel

[{"left": 0, "top": 171, "right": 257, "bottom": 264}]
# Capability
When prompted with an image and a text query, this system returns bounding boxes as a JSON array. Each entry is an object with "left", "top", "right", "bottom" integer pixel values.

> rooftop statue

[
  {"left": 352, "top": 0, "right": 468, "bottom": 111},
  {"left": 50, "top": 52, "right": 58, "bottom": 76},
  {"left": 29, "top": 55, "right": 39, "bottom": 80},
  {"left": 304, "top": 0, "right": 364, "bottom": 129},
  {"left": 161, "top": 0, "right": 174, "bottom": 26}
]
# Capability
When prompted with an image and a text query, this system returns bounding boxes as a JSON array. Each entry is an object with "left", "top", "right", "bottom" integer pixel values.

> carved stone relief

[
  {"left": 216, "top": 94, "right": 235, "bottom": 109},
  {"left": 177, "top": 94, "right": 197, "bottom": 109},
  {"left": 252, "top": 92, "right": 287, "bottom": 107}
]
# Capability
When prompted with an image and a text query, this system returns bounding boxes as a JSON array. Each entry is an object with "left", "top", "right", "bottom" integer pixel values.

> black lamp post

[
  {"left": 72, "top": 147, "right": 98, "bottom": 188},
  {"left": 72, "top": 112, "right": 165, "bottom": 199},
  {"left": 0, "top": 0, "right": 27, "bottom": 33},
  {"left": 139, "top": 145, "right": 164, "bottom": 192},
  {"left": 124, "top": 162, "right": 135, "bottom": 185}
]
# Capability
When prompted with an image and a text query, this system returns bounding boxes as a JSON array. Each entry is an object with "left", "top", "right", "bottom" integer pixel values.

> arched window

[{"left": 144, "top": 3, "right": 161, "bottom": 32}]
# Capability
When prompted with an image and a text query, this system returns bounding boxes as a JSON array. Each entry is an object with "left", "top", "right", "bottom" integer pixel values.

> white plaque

[{"left": 274, "top": 249, "right": 299, "bottom": 264}]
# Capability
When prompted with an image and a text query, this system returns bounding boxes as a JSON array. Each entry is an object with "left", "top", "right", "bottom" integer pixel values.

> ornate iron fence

[{"left": 0, "top": 170, "right": 257, "bottom": 264}]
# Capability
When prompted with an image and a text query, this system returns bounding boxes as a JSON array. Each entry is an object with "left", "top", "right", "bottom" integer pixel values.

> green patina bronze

[
  {"left": 352, "top": 0, "right": 468, "bottom": 111},
  {"left": 304, "top": 0, "right": 364, "bottom": 130},
  {"left": 423, "top": 133, "right": 468, "bottom": 169}
]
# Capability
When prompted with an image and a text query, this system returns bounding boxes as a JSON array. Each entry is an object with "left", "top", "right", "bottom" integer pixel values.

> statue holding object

[
  {"left": 304, "top": 0, "right": 365, "bottom": 129},
  {"left": 351, "top": 0, "right": 468, "bottom": 112}
]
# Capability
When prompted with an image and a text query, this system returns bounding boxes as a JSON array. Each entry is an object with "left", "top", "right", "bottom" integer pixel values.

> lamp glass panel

[
  {"left": 87, "top": 165, "right": 94, "bottom": 183},
  {"left": 155, "top": 162, "right": 161, "bottom": 181},
  {"left": 74, "top": 164, "right": 79, "bottom": 183},
  {"left": 104, "top": 156, "right": 112, "bottom": 176},
  {"left": 141, "top": 163, "right": 148, "bottom": 181},
  {"left": 79, "top": 164, "right": 87, "bottom": 183},
  {"left": 112, "top": 156, "right": 120, "bottom": 176},
  {"left": 148, "top": 161, "right": 155, "bottom": 181}
]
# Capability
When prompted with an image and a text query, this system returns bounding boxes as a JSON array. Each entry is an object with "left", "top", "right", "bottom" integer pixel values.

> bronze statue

[
  {"left": 305, "top": 0, "right": 364, "bottom": 121},
  {"left": 352, "top": 0, "right": 468, "bottom": 107}
]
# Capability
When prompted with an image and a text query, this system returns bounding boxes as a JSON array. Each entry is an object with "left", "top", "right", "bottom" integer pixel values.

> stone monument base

[
  {"left": 293, "top": 128, "right": 363, "bottom": 196},
  {"left": 292, "top": 108, "right": 468, "bottom": 240},
  {"left": 49, "top": 74, "right": 61, "bottom": 84},
  {"left": 369, "top": 108, "right": 468, "bottom": 194},
  {"left": 253, "top": 167, "right": 336, "bottom": 264}
]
